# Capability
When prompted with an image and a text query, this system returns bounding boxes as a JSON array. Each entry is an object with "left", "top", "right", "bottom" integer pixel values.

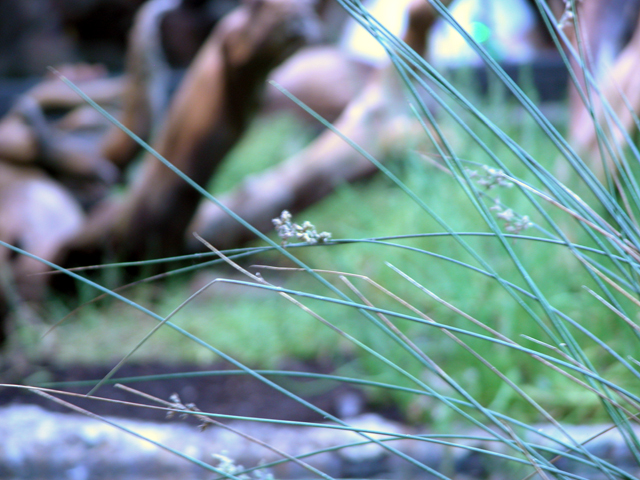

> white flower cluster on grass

[
  {"left": 212, "top": 453, "right": 274, "bottom": 480},
  {"left": 466, "top": 166, "right": 533, "bottom": 234},
  {"left": 490, "top": 202, "right": 534, "bottom": 234},
  {"left": 272, "top": 210, "right": 332, "bottom": 246},
  {"left": 466, "top": 165, "right": 514, "bottom": 190}
]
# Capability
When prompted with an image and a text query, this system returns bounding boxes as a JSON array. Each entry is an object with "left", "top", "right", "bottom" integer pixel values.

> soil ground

[{"left": 0, "top": 360, "right": 403, "bottom": 424}]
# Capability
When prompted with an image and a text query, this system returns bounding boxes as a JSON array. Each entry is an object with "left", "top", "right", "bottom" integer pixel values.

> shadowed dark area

[{"left": 0, "top": 360, "right": 404, "bottom": 423}]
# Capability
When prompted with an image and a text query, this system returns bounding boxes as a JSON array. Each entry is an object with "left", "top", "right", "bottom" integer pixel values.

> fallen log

[
  {"left": 187, "top": 0, "right": 447, "bottom": 251},
  {"left": 0, "top": 94, "right": 119, "bottom": 207},
  {"left": 100, "top": 0, "right": 181, "bottom": 169},
  {"left": 27, "top": 65, "right": 125, "bottom": 111},
  {"left": 0, "top": 163, "right": 84, "bottom": 344},
  {"left": 263, "top": 45, "right": 374, "bottom": 124},
  {"left": 56, "top": 0, "right": 320, "bottom": 268}
]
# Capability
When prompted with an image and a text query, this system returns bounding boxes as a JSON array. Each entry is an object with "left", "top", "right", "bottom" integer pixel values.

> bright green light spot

[{"left": 471, "top": 21, "right": 491, "bottom": 43}]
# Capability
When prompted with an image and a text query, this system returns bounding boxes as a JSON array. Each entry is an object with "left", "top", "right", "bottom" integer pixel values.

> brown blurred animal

[
  {"left": 56, "top": 0, "right": 319, "bottom": 268},
  {"left": 187, "top": 0, "right": 449, "bottom": 250}
]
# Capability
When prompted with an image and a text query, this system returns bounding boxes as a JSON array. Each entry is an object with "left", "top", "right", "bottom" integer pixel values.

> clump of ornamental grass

[{"left": 5, "top": 1, "right": 640, "bottom": 479}]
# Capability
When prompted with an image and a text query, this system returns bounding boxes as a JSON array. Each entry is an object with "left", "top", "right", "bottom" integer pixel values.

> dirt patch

[{"left": 0, "top": 360, "right": 403, "bottom": 424}]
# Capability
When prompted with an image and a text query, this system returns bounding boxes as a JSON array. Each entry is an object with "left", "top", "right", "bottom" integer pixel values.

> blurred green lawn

[{"left": 20, "top": 84, "right": 640, "bottom": 425}]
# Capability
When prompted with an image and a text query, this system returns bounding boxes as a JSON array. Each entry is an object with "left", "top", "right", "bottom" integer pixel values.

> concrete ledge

[{"left": 1, "top": 404, "right": 639, "bottom": 479}]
